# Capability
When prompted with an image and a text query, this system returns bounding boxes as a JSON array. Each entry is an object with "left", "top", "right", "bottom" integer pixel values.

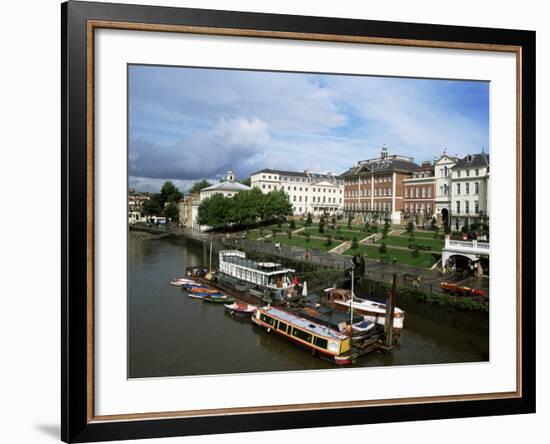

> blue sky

[{"left": 128, "top": 65, "right": 489, "bottom": 192}]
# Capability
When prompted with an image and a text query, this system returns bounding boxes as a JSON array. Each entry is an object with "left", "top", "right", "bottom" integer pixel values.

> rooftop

[
  {"left": 221, "top": 253, "right": 295, "bottom": 275},
  {"left": 452, "top": 153, "right": 490, "bottom": 170},
  {"left": 262, "top": 307, "right": 348, "bottom": 340},
  {"left": 201, "top": 181, "right": 251, "bottom": 193},
  {"left": 251, "top": 168, "right": 339, "bottom": 180}
]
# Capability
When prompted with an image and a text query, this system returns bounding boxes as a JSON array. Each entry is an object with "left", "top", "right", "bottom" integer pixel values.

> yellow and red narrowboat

[{"left": 251, "top": 306, "right": 353, "bottom": 365}]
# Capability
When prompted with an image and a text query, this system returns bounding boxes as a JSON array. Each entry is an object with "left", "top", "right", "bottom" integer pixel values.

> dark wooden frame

[{"left": 62, "top": 1, "right": 536, "bottom": 442}]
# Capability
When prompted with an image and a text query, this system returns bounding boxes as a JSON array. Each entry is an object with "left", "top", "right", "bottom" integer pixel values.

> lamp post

[{"left": 350, "top": 260, "right": 355, "bottom": 329}]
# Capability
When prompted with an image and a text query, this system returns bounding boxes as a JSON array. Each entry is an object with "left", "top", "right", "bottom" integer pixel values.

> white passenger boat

[
  {"left": 216, "top": 250, "right": 296, "bottom": 304},
  {"left": 323, "top": 288, "right": 405, "bottom": 332}
]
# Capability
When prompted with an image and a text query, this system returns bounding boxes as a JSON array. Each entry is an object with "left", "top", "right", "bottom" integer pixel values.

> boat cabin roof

[
  {"left": 260, "top": 307, "right": 348, "bottom": 340},
  {"left": 222, "top": 254, "right": 295, "bottom": 275}
]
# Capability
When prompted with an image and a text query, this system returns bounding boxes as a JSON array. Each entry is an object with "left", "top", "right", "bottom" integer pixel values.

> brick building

[
  {"left": 402, "top": 161, "right": 436, "bottom": 228},
  {"left": 340, "top": 146, "right": 421, "bottom": 224}
]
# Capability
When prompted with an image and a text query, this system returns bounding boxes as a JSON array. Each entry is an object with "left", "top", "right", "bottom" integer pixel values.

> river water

[{"left": 128, "top": 235, "right": 489, "bottom": 378}]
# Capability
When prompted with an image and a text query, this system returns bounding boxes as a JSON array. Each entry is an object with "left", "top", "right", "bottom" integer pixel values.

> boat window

[
  {"left": 259, "top": 313, "right": 275, "bottom": 326},
  {"left": 314, "top": 336, "right": 328, "bottom": 350},
  {"left": 292, "top": 327, "right": 313, "bottom": 343},
  {"left": 278, "top": 321, "right": 288, "bottom": 333}
]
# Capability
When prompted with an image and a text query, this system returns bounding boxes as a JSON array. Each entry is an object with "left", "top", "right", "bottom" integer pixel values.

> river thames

[{"left": 128, "top": 234, "right": 489, "bottom": 378}]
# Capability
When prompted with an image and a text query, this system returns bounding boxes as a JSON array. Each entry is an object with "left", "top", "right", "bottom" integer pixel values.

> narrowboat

[
  {"left": 323, "top": 288, "right": 405, "bottom": 332},
  {"left": 215, "top": 250, "right": 296, "bottom": 304},
  {"left": 251, "top": 306, "right": 353, "bottom": 365}
]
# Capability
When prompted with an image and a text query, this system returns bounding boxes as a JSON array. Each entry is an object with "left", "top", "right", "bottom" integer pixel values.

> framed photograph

[{"left": 62, "top": 1, "right": 536, "bottom": 442}]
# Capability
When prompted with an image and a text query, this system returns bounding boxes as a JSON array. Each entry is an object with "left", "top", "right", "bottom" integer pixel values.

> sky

[{"left": 128, "top": 65, "right": 489, "bottom": 193}]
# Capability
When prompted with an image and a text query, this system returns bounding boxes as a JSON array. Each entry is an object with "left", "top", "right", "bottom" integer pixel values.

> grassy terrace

[
  {"left": 302, "top": 226, "right": 366, "bottom": 240},
  {"left": 342, "top": 244, "right": 440, "bottom": 269},
  {"left": 376, "top": 234, "right": 444, "bottom": 252},
  {"left": 269, "top": 234, "right": 345, "bottom": 252}
]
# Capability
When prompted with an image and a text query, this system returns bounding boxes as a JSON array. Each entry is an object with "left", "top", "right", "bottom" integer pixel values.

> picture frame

[{"left": 61, "top": 1, "right": 536, "bottom": 442}]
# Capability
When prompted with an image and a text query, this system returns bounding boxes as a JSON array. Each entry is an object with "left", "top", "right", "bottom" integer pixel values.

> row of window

[
  {"left": 455, "top": 200, "right": 480, "bottom": 214},
  {"left": 405, "top": 187, "right": 433, "bottom": 198},
  {"left": 344, "top": 201, "right": 392, "bottom": 211},
  {"left": 345, "top": 188, "right": 392, "bottom": 198},
  {"left": 405, "top": 203, "right": 432, "bottom": 213},
  {"left": 260, "top": 174, "right": 342, "bottom": 184},
  {"left": 292, "top": 195, "right": 341, "bottom": 204},
  {"left": 258, "top": 313, "right": 330, "bottom": 349},
  {"left": 344, "top": 175, "right": 393, "bottom": 185},
  {"left": 260, "top": 184, "right": 342, "bottom": 193},
  {"left": 455, "top": 182, "right": 480, "bottom": 195},
  {"left": 440, "top": 167, "right": 481, "bottom": 178}
]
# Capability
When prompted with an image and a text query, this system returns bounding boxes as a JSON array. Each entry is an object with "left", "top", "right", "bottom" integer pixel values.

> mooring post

[{"left": 384, "top": 273, "right": 397, "bottom": 348}]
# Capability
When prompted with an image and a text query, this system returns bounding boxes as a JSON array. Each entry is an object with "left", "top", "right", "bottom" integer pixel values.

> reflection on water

[{"left": 128, "top": 235, "right": 488, "bottom": 378}]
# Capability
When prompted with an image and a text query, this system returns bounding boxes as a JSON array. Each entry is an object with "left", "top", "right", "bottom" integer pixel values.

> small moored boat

[
  {"left": 189, "top": 287, "right": 220, "bottom": 294},
  {"left": 187, "top": 292, "right": 224, "bottom": 299},
  {"left": 204, "top": 295, "right": 235, "bottom": 303},
  {"left": 224, "top": 302, "right": 256, "bottom": 316},
  {"left": 323, "top": 288, "right": 405, "bottom": 332},
  {"left": 170, "top": 278, "right": 196, "bottom": 287}
]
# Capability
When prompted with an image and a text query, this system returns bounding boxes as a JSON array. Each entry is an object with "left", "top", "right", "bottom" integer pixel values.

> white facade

[
  {"left": 434, "top": 154, "right": 457, "bottom": 225},
  {"left": 250, "top": 169, "right": 344, "bottom": 216},
  {"left": 449, "top": 155, "right": 490, "bottom": 229}
]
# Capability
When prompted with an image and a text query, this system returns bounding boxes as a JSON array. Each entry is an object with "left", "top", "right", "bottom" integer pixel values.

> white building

[
  {"left": 250, "top": 169, "right": 344, "bottom": 216},
  {"left": 449, "top": 153, "right": 490, "bottom": 230},
  {"left": 434, "top": 152, "right": 458, "bottom": 226},
  {"left": 191, "top": 170, "right": 251, "bottom": 230}
]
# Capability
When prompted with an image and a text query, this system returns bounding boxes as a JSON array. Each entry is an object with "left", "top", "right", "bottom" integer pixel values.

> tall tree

[
  {"left": 189, "top": 180, "right": 212, "bottom": 195},
  {"left": 164, "top": 202, "right": 179, "bottom": 222},
  {"left": 160, "top": 181, "right": 183, "bottom": 204},
  {"left": 141, "top": 198, "right": 162, "bottom": 216}
]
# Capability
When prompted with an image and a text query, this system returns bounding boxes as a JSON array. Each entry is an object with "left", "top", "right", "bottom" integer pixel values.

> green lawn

[
  {"left": 270, "top": 234, "right": 345, "bottom": 251},
  {"left": 343, "top": 244, "right": 441, "bottom": 269},
  {"left": 302, "top": 226, "right": 366, "bottom": 241},
  {"left": 377, "top": 234, "right": 444, "bottom": 252},
  {"left": 400, "top": 229, "right": 441, "bottom": 239}
]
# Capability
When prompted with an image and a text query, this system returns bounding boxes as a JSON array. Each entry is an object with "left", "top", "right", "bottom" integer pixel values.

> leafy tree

[
  {"left": 239, "top": 177, "right": 251, "bottom": 187},
  {"left": 318, "top": 219, "right": 325, "bottom": 234},
  {"left": 287, "top": 226, "right": 292, "bottom": 239},
  {"left": 289, "top": 219, "right": 296, "bottom": 230},
  {"left": 305, "top": 213, "right": 313, "bottom": 226},
  {"left": 142, "top": 198, "right": 162, "bottom": 216},
  {"left": 351, "top": 236, "right": 359, "bottom": 249},
  {"left": 384, "top": 218, "right": 390, "bottom": 231},
  {"left": 371, "top": 223, "right": 378, "bottom": 233},
  {"left": 231, "top": 188, "right": 262, "bottom": 226},
  {"left": 160, "top": 181, "right": 183, "bottom": 204},
  {"left": 378, "top": 242, "right": 387, "bottom": 254},
  {"left": 406, "top": 221, "right": 415, "bottom": 233},
  {"left": 272, "top": 228, "right": 278, "bottom": 237},
  {"left": 382, "top": 227, "right": 389, "bottom": 239},
  {"left": 197, "top": 194, "right": 235, "bottom": 229},
  {"left": 364, "top": 221, "right": 370, "bottom": 232},
  {"left": 305, "top": 232, "right": 310, "bottom": 243},
  {"left": 324, "top": 235, "right": 332, "bottom": 247},
  {"left": 347, "top": 215, "right": 353, "bottom": 228},
  {"left": 263, "top": 189, "right": 292, "bottom": 222},
  {"left": 189, "top": 180, "right": 212, "bottom": 195},
  {"left": 164, "top": 202, "right": 179, "bottom": 222}
]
